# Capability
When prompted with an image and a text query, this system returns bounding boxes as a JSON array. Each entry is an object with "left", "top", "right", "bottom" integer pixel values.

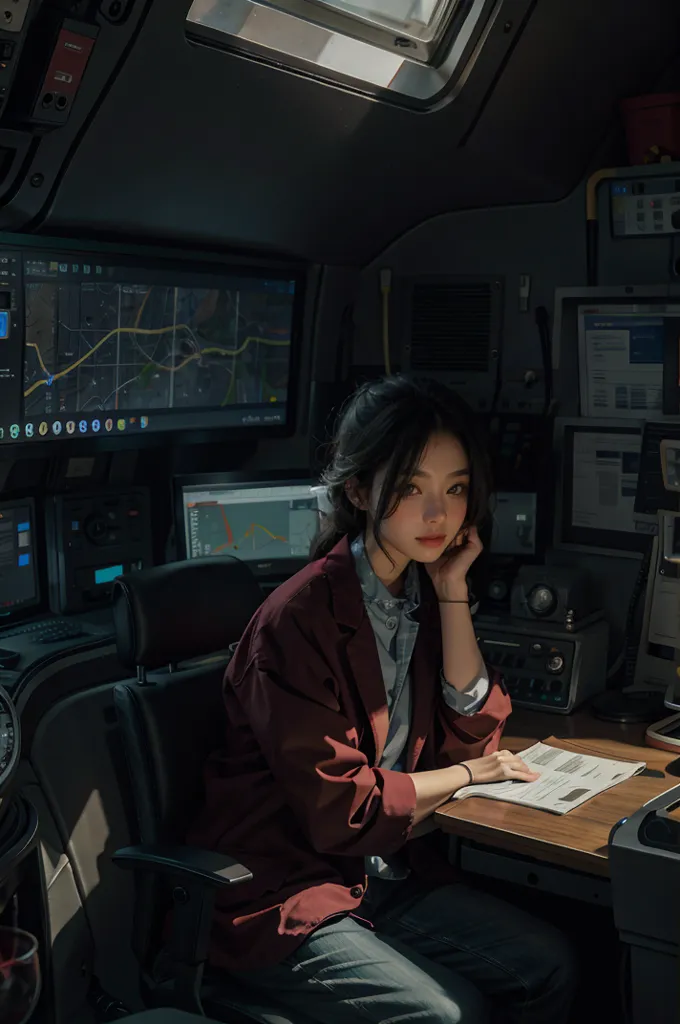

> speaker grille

[{"left": 409, "top": 281, "right": 494, "bottom": 373}]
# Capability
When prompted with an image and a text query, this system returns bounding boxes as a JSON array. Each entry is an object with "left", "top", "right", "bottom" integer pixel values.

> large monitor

[
  {"left": 0, "top": 498, "right": 40, "bottom": 618},
  {"left": 175, "top": 472, "right": 322, "bottom": 583},
  {"left": 0, "top": 243, "right": 303, "bottom": 446},
  {"left": 555, "top": 418, "right": 651, "bottom": 556}
]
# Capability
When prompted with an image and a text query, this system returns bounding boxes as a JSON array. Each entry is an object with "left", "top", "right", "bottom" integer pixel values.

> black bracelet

[
  {"left": 438, "top": 599, "right": 469, "bottom": 604},
  {"left": 459, "top": 762, "right": 474, "bottom": 786}
]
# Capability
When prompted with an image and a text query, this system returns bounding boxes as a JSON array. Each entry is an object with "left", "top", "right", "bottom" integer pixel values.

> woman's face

[{"left": 364, "top": 431, "right": 470, "bottom": 573}]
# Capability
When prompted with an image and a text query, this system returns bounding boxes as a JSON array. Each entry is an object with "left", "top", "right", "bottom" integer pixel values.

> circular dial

[
  {"left": 527, "top": 584, "right": 557, "bottom": 617},
  {"left": 546, "top": 654, "right": 565, "bottom": 674},
  {"left": 0, "top": 687, "right": 18, "bottom": 790}
]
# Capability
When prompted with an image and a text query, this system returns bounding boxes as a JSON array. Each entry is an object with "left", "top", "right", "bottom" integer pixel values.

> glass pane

[
  {"left": 187, "top": 0, "right": 405, "bottom": 88},
  {"left": 186, "top": 0, "right": 488, "bottom": 100},
  {"left": 314, "top": 0, "right": 452, "bottom": 42}
]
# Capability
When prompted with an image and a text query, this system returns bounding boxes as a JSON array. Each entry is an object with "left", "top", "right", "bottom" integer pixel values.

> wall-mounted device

[
  {"left": 477, "top": 619, "right": 608, "bottom": 714},
  {"left": 510, "top": 564, "right": 601, "bottom": 631},
  {"left": 46, "top": 489, "right": 152, "bottom": 614},
  {"left": 609, "top": 173, "right": 680, "bottom": 238},
  {"left": 487, "top": 414, "right": 554, "bottom": 496},
  {"left": 0, "top": 497, "right": 40, "bottom": 621},
  {"left": 175, "top": 472, "right": 322, "bottom": 589},
  {"left": 0, "top": 240, "right": 304, "bottom": 448},
  {"left": 490, "top": 492, "right": 537, "bottom": 557},
  {"left": 475, "top": 491, "right": 538, "bottom": 613},
  {"left": 29, "top": 19, "right": 98, "bottom": 128}
]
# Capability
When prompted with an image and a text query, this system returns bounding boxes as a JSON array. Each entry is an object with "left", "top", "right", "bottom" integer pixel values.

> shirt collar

[{"left": 351, "top": 533, "right": 420, "bottom": 613}]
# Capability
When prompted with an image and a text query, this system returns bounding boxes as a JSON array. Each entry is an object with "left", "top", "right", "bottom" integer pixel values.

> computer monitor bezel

[
  {"left": 0, "top": 495, "right": 42, "bottom": 622},
  {"left": 0, "top": 235, "right": 307, "bottom": 452},
  {"left": 554, "top": 417, "right": 649, "bottom": 559},
  {"left": 174, "top": 470, "right": 321, "bottom": 579}
]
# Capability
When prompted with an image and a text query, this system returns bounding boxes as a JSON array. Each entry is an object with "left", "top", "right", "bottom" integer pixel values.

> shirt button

[
  {"left": 350, "top": 886, "right": 363, "bottom": 900},
  {"left": 385, "top": 617, "right": 397, "bottom": 630}
]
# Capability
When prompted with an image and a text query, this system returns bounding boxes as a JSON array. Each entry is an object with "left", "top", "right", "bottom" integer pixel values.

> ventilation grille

[{"left": 409, "top": 281, "right": 494, "bottom": 373}]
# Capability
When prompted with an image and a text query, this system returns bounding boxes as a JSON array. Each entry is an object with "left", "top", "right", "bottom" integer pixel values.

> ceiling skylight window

[
  {"left": 187, "top": 0, "right": 498, "bottom": 104},
  {"left": 262, "top": 0, "right": 458, "bottom": 62}
]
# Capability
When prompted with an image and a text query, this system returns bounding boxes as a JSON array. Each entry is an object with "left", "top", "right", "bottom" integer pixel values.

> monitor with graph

[{"left": 175, "top": 471, "right": 321, "bottom": 582}]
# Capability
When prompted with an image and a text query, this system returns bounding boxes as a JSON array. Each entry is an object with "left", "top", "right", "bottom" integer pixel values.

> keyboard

[{"left": 0, "top": 619, "right": 90, "bottom": 645}]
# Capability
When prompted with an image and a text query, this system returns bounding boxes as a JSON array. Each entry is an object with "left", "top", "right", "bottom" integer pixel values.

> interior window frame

[{"left": 186, "top": 0, "right": 506, "bottom": 107}]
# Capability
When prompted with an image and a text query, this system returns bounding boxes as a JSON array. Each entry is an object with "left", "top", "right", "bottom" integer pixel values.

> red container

[{"left": 621, "top": 92, "right": 680, "bottom": 165}]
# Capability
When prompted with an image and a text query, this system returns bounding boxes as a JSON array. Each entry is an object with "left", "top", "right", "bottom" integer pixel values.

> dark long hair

[{"left": 310, "top": 375, "right": 492, "bottom": 561}]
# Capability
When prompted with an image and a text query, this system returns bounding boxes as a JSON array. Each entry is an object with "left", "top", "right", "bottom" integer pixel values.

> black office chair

[{"left": 110, "top": 558, "right": 314, "bottom": 1024}]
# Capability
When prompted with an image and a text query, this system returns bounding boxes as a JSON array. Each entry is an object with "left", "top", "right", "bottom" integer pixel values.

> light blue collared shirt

[{"left": 351, "top": 535, "right": 489, "bottom": 879}]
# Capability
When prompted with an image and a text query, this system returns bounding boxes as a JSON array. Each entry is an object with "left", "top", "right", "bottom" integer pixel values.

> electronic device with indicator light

[
  {"left": 46, "top": 489, "right": 153, "bottom": 613},
  {"left": 476, "top": 618, "right": 608, "bottom": 714},
  {"left": 510, "top": 564, "right": 601, "bottom": 631}
]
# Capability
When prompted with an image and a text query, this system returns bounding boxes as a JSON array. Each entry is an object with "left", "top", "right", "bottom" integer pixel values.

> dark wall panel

[{"left": 43, "top": 0, "right": 680, "bottom": 265}]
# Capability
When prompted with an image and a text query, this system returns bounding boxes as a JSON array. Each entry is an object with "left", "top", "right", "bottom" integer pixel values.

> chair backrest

[{"left": 111, "top": 557, "right": 263, "bottom": 973}]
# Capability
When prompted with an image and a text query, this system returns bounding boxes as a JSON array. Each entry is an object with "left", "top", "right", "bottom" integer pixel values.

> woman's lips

[{"left": 416, "top": 535, "right": 447, "bottom": 548}]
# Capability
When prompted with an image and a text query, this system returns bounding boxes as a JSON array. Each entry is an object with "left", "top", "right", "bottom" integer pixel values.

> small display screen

[
  {"left": 94, "top": 564, "right": 123, "bottom": 585},
  {"left": 0, "top": 499, "right": 39, "bottom": 617}
]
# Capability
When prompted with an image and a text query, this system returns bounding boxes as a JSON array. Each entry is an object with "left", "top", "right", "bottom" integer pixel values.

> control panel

[
  {"left": 476, "top": 618, "right": 608, "bottom": 713},
  {"left": 610, "top": 175, "right": 680, "bottom": 237},
  {"left": 47, "top": 488, "right": 152, "bottom": 613}
]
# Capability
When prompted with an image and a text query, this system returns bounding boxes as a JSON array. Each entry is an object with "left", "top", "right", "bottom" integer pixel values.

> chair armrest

[{"left": 112, "top": 843, "right": 253, "bottom": 888}]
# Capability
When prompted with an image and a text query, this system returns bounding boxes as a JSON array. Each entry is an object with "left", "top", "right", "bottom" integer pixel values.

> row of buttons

[
  {"left": 504, "top": 675, "right": 567, "bottom": 707},
  {"left": 488, "top": 652, "right": 526, "bottom": 669}
]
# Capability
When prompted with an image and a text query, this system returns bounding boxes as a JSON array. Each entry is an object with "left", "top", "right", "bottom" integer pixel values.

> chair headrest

[{"left": 112, "top": 557, "right": 263, "bottom": 670}]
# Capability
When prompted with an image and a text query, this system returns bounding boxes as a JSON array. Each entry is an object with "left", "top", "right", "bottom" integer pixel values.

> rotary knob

[{"left": 546, "top": 654, "right": 565, "bottom": 674}]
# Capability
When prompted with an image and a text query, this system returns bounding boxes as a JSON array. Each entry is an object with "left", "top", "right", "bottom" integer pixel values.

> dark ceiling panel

[{"left": 42, "top": 0, "right": 680, "bottom": 265}]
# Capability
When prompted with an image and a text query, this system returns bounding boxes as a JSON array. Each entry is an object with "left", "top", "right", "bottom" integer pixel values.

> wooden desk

[{"left": 435, "top": 708, "right": 680, "bottom": 877}]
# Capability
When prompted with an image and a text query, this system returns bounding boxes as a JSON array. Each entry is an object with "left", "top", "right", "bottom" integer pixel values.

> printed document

[{"left": 453, "top": 741, "right": 646, "bottom": 814}]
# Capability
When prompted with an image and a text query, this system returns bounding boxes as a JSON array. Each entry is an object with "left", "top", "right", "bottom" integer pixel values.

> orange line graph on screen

[{"left": 213, "top": 506, "right": 286, "bottom": 554}]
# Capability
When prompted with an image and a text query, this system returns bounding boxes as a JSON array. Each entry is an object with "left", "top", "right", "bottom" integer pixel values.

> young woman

[{"left": 188, "top": 376, "right": 578, "bottom": 1024}]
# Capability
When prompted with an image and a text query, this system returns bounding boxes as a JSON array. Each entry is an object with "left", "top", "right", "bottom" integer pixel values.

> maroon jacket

[{"left": 188, "top": 536, "right": 512, "bottom": 972}]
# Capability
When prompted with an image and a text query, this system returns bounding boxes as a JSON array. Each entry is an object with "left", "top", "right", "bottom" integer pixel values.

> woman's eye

[
  {"left": 404, "top": 483, "right": 419, "bottom": 496},
  {"left": 449, "top": 483, "right": 468, "bottom": 496}
]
